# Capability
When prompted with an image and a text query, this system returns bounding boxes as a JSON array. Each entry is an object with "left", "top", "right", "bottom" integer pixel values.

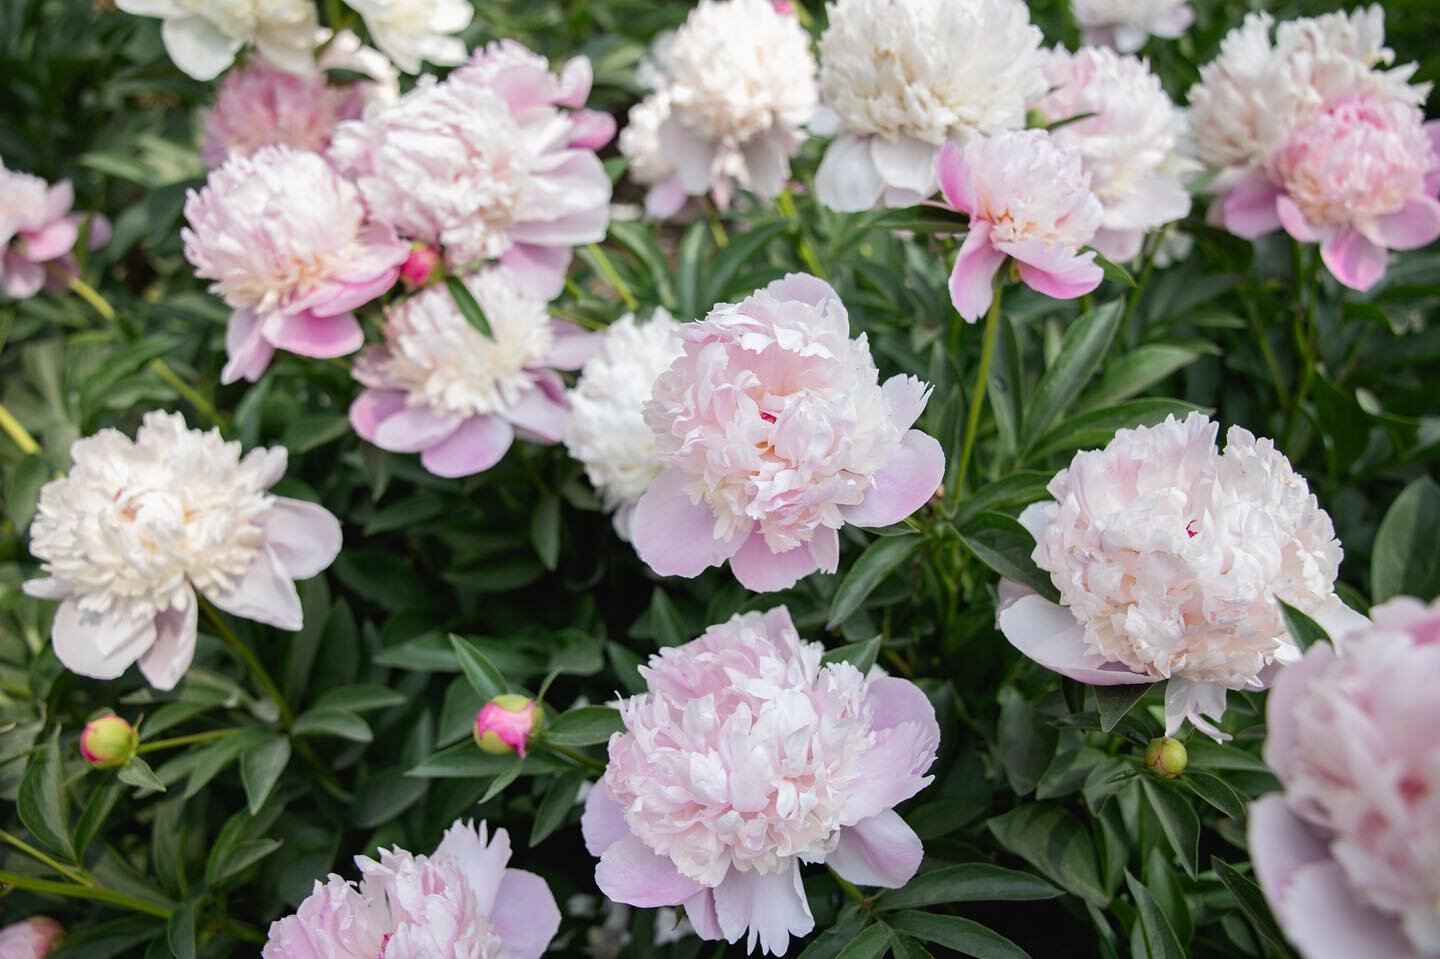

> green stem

[
  {"left": 1119, "top": 232, "right": 1161, "bottom": 340},
  {"left": 586, "top": 243, "right": 638, "bottom": 311},
  {"left": 777, "top": 190, "right": 826, "bottom": 279},
  {"left": 953, "top": 276, "right": 1003, "bottom": 498},
  {"left": 0, "top": 402, "right": 40, "bottom": 455},
  {"left": 536, "top": 740, "right": 606, "bottom": 774},
  {"left": 707, "top": 206, "right": 729, "bottom": 248},
  {"left": 0, "top": 869, "right": 172, "bottom": 919},
  {"left": 60, "top": 271, "right": 117, "bottom": 324},
  {"left": 828, "top": 866, "right": 870, "bottom": 910},
  {"left": 199, "top": 597, "right": 293, "bottom": 728},
  {"left": 136, "top": 727, "right": 241, "bottom": 755},
  {"left": 0, "top": 829, "right": 92, "bottom": 887},
  {"left": 150, "top": 359, "right": 224, "bottom": 428}
]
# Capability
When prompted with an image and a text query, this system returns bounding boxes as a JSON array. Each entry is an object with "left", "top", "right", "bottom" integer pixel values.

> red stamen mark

[
  {"left": 1186, "top": 521, "right": 1198, "bottom": 539},
  {"left": 760, "top": 411, "right": 777, "bottom": 423}
]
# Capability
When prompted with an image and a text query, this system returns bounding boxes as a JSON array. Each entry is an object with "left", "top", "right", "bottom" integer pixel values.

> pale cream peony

[{"left": 114, "top": 0, "right": 317, "bottom": 80}]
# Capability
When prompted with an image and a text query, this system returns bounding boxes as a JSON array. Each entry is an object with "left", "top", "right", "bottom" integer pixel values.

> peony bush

[{"left": 0, "top": 0, "right": 1438, "bottom": 957}]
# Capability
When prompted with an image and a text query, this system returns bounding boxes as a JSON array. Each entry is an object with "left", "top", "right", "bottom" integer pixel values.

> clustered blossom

[
  {"left": 115, "top": 0, "right": 316, "bottom": 80},
  {"left": 329, "top": 41, "right": 613, "bottom": 300},
  {"left": 24, "top": 411, "right": 342, "bottom": 690},
  {"left": 1035, "top": 47, "right": 1195, "bottom": 261},
  {"left": 633, "top": 274, "right": 945, "bottom": 593},
  {"left": 1071, "top": 0, "right": 1194, "bottom": 53},
  {"left": 0, "top": 918, "right": 64, "bottom": 959},
  {"left": 1, "top": 159, "right": 109, "bottom": 301},
  {"left": 626, "top": 0, "right": 817, "bottom": 211},
  {"left": 350, "top": 270, "right": 597, "bottom": 478},
  {"left": 264, "top": 820, "right": 560, "bottom": 959},
  {"left": 583, "top": 607, "right": 939, "bottom": 956},
  {"left": 1252, "top": 597, "right": 1440, "bottom": 959},
  {"left": 341, "top": 0, "right": 473, "bottom": 73},
  {"left": 936, "top": 130, "right": 1104, "bottom": 322},
  {"left": 182, "top": 145, "right": 409, "bottom": 383},
  {"left": 563, "top": 309, "right": 683, "bottom": 539},
  {"left": 813, "top": 0, "right": 1045, "bottom": 212},
  {"left": 997, "top": 412, "right": 1364, "bottom": 739}
]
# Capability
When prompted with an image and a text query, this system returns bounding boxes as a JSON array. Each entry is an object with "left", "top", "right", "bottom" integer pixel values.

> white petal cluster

[
  {"left": 563, "top": 310, "right": 683, "bottom": 534},
  {"left": 115, "top": 0, "right": 317, "bottom": 80},
  {"left": 619, "top": 93, "right": 675, "bottom": 188},
  {"left": 341, "top": 0, "right": 472, "bottom": 73},
  {"left": 1071, "top": 0, "right": 1193, "bottom": 54}
]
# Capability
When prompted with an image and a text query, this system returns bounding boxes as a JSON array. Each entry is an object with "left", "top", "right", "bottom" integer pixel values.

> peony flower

[
  {"left": 1034, "top": 47, "right": 1195, "bottom": 261},
  {"left": 200, "top": 33, "right": 398, "bottom": 165},
  {"left": 813, "top": 0, "right": 1045, "bottom": 212},
  {"left": 997, "top": 412, "right": 1365, "bottom": 740},
  {"left": 1071, "top": 0, "right": 1193, "bottom": 53},
  {"left": 637, "top": 0, "right": 817, "bottom": 209},
  {"left": 182, "top": 145, "right": 409, "bottom": 384},
  {"left": 563, "top": 309, "right": 683, "bottom": 539},
  {"left": 619, "top": 93, "right": 691, "bottom": 220},
  {"left": 264, "top": 819, "right": 560, "bottom": 959},
  {"left": 23, "top": 411, "right": 342, "bottom": 690},
  {"left": 340, "top": 0, "right": 472, "bottom": 74},
  {"left": 1, "top": 159, "right": 110, "bottom": 301},
  {"left": 632, "top": 274, "right": 945, "bottom": 593},
  {"left": 329, "top": 40, "right": 613, "bottom": 300},
  {"left": 114, "top": 0, "right": 316, "bottom": 80},
  {"left": 583, "top": 606, "right": 939, "bottom": 956},
  {"left": 1222, "top": 95, "right": 1440, "bottom": 291},
  {"left": 0, "top": 918, "right": 65, "bottom": 958},
  {"left": 350, "top": 270, "right": 598, "bottom": 479},
  {"left": 936, "top": 130, "right": 1105, "bottom": 322},
  {"left": 1251, "top": 597, "right": 1440, "bottom": 959}
]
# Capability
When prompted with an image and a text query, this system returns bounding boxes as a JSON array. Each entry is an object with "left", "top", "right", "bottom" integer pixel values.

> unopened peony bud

[
  {"left": 79, "top": 712, "right": 138, "bottom": 769},
  {"left": 0, "top": 916, "right": 65, "bottom": 958},
  {"left": 474, "top": 695, "right": 543, "bottom": 758},
  {"left": 399, "top": 244, "right": 440, "bottom": 287},
  {"left": 1144, "top": 737, "right": 1188, "bottom": 778}
]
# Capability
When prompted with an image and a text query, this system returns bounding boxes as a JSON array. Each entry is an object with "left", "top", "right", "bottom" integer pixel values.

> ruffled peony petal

[
  {"left": 203, "top": 547, "right": 303, "bottom": 632},
  {"left": 815, "top": 134, "right": 884, "bottom": 213},
  {"left": 842, "top": 430, "right": 945, "bottom": 528},
  {"left": 348, "top": 389, "right": 407, "bottom": 444},
  {"left": 712, "top": 861, "right": 815, "bottom": 957},
  {"left": 419, "top": 414, "right": 514, "bottom": 478},
  {"left": 581, "top": 783, "right": 629, "bottom": 856},
  {"left": 221, "top": 309, "right": 275, "bottom": 385},
  {"left": 261, "top": 310, "right": 365, "bottom": 360},
  {"left": 263, "top": 497, "right": 342, "bottom": 581},
  {"left": 51, "top": 600, "right": 155, "bottom": 681},
  {"left": 881, "top": 374, "right": 933, "bottom": 433},
  {"left": 138, "top": 597, "right": 199, "bottom": 691},
  {"left": 491, "top": 869, "right": 562, "bottom": 959},
  {"left": 633, "top": 469, "right": 745, "bottom": 578},
  {"left": 596, "top": 834, "right": 703, "bottom": 908},
  {"left": 1261, "top": 642, "right": 1338, "bottom": 778},
  {"left": 997, "top": 594, "right": 1154, "bottom": 685},
  {"left": 501, "top": 386, "right": 569, "bottom": 444},
  {"left": 828, "top": 810, "right": 925, "bottom": 888},
  {"left": 731, "top": 532, "right": 821, "bottom": 593},
  {"left": 372, "top": 405, "right": 463, "bottom": 454},
  {"left": 1321, "top": 228, "right": 1388, "bottom": 292},
  {"left": 1222, "top": 172, "right": 1284, "bottom": 239},
  {"left": 870, "top": 135, "right": 938, "bottom": 198},
  {"left": 1163, "top": 677, "right": 1230, "bottom": 740},
  {"left": 947, "top": 224, "right": 1006, "bottom": 322},
  {"left": 161, "top": 15, "right": 242, "bottom": 81}
]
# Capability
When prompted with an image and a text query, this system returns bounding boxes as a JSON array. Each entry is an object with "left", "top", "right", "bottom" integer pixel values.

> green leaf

[
  {"left": 1092, "top": 254, "right": 1136, "bottom": 287},
  {"left": 240, "top": 737, "right": 291, "bottom": 815},
  {"left": 543, "top": 706, "right": 624, "bottom": 746},
  {"left": 479, "top": 757, "right": 524, "bottom": 802},
  {"left": 1183, "top": 772, "right": 1246, "bottom": 821},
  {"left": 956, "top": 511, "right": 1059, "bottom": 602},
  {"left": 1125, "top": 872, "right": 1185, "bottom": 959},
  {"left": 352, "top": 770, "right": 428, "bottom": 828},
  {"left": 820, "top": 635, "right": 883, "bottom": 674},
  {"left": 1212, "top": 856, "right": 1297, "bottom": 957},
  {"left": 74, "top": 781, "right": 122, "bottom": 858},
  {"left": 48, "top": 917, "right": 161, "bottom": 959},
  {"left": 279, "top": 414, "right": 351, "bottom": 455},
  {"left": 866, "top": 205, "right": 970, "bottom": 234},
  {"left": 951, "top": 470, "right": 1054, "bottom": 528},
  {"left": 888, "top": 934, "right": 937, "bottom": 959},
  {"left": 1372, "top": 475, "right": 1440, "bottom": 602},
  {"left": 117, "top": 757, "right": 166, "bottom": 793},
  {"left": 794, "top": 904, "right": 870, "bottom": 959},
  {"left": 3, "top": 452, "right": 47, "bottom": 531},
  {"left": 648, "top": 588, "right": 688, "bottom": 648},
  {"left": 701, "top": 220, "right": 789, "bottom": 305},
  {"left": 885, "top": 911, "right": 1031, "bottom": 959},
  {"left": 1141, "top": 778, "right": 1200, "bottom": 879},
  {"left": 1022, "top": 300, "right": 1123, "bottom": 446},
  {"left": 1311, "top": 374, "right": 1371, "bottom": 476},
  {"left": 446, "top": 275, "right": 492, "bottom": 337},
  {"left": 988, "top": 804, "right": 1107, "bottom": 905},
  {"left": 675, "top": 220, "right": 711, "bottom": 318},
  {"left": 166, "top": 898, "right": 199, "bottom": 959},
  {"left": 291, "top": 708, "right": 372, "bottom": 743},
  {"left": 407, "top": 742, "right": 571, "bottom": 778},
  {"left": 828, "top": 533, "right": 921, "bottom": 627},
  {"left": 1277, "top": 600, "right": 1331, "bottom": 652},
  {"left": 313, "top": 685, "right": 408, "bottom": 713},
  {"left": 19, "top": 728, "right": 75, "bottom": 860},
  {"left": 530, "top": 772, "right": 585, "bottom": 846},
  {"left": 450, "top": 634, "right": 508, "bottom": 700},
  {"left": 875, "top": 864, "right": 1062, "bottom": 911},
  {"left": 530, "top": 495, "right": 561, "bottom": 571},
  {"left": 998, "top": 686, "right": 1058, "bottom": 796},
  {"left": 832, "top": 922, "right": 890, "bottom": 959},
  {"left": 1025, "top": 399, "right": 1201, "bottom": 462},
  {"left": 1086, "top": 344, "right": 1211, "bottom": 408},
  {"left": 183, "top": 729, "right": 269, "bottom": 799},
  {"left": 1095, "top": 684, "right": 1154, "bottom": 733},
  {"left": 205, "top": 838, "right": 282, "bottom": 886}
]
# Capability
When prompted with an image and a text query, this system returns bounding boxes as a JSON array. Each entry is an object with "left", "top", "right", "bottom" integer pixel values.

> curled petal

[
  {"left": 263, "top": 498, "right": 342, "bottom": 581},
  {"left": 491, "top": 869, "right": 561, "bottom": 959},
  {"left": 842, "top": 430, "right": 945, "bottom": 528},
  {"left": 633, "top": 469, "right": 744, "bottom": 579},
  {"left": 595, "top": 834, "right": 703, "bottom": 908},
  {"left": 419, "top": 414, "right": 514, "bottom": 478},
  {"left": 815, "top": 134, "right": 884, "bottom": 213},
  {"left": 139, "top": 597, "right": 199, "bottom": 691},
  {"left": 52, "top": 600, "right": 155, "bottom": 681},
  {"left": 730, "top": 531, "right": 821, "bottom": 593},
  {"left": 1321, "top": 228, "right": 1388, "bottom": 292},
  {"left": 1222, "top": 172, "right": 1284, "bottom": 239},
  {"left": 997, "top": 594, "right": 1154, "bottom": 686},
  {"left": 948, "top": 223, "right": 1006, "bottom": 322},
  {"left": 202, "top": 547, "right": 303, "bottom": 632},
  {"left": 581, "top": 783, "right": 629, "bottom": 856},
  {"left": 828, "top": 811, "right": 925, "bottom": 888}
]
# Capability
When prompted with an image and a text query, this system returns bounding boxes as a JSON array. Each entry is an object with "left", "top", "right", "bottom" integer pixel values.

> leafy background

[{"left": 1, "top": 0, "right": 1439, "bottom": 956}]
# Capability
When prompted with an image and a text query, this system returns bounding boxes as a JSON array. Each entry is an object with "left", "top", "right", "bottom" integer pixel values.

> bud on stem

[
  {"left": 1144, "top": 737, "right": 1187, "bottom": 778},
  {"left": 79, "top": 712, "right": 139, "bottom": 769},
  {"left": 474, "top": 695, "right": 543, "bottom": 758}
]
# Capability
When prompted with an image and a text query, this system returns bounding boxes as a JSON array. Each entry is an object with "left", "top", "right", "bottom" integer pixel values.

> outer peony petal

[
  {"left": 2, "top": 253, "right": 46, "bottom": 299},
  {"left": 22, "top": 578, "right": 72, "bottom": 600},
  {"left": 372, "top": 405, "right": 462, "bottom": 454},
  {"left": 866, "top": 675, "right": 939, "bottom": 735},
  {"left": 1321, "top": 228, "right": 1388, "bottom": 292},
  {"left": 491, "top": 869, "right": 562, "bottom": 959},
  {"left": 841, "top": 430, "right": 944, "bottom": 528},
  {"left": 1365, "top": 195, "right": 1440, "bottom": 251},
  {"left": 222, "top": 310, "right": 276, "bottom": 385},
  {"left": 684, "top": 889, "right": 723, "bottom": 942},
  {"left": 633, "top": 469, "right": 744, "bottom": 578},
  {"left": 500, "top": 244, "right": 571, "bottom": 302},
  {"left": 870, "top": 135, "right": 938, "bottom": 198},
  {"left": 161, "top": 15, "right": 242, "bottom": 81},
  {"left": 203, "top": 547, "right": 303, "bottom": 632},
  {"left": 1275, "top": 859, "right": 1415, "bottom": 959},
  {"left": 52, "top": 600, "right": 155, "bottom": 681},
  {"left": 881, "top": 374, "right": 932, "bottom": 433},
  {"left": 730, "top": 532, "right": 821, "bottom": 593},
  {"left": 262, "top": 311, "right": 365, "bottom": 360},
  {"left": 997, "top": 594, "right": 1154, "bottom": 685},
  {"left": 595, "top": 834, "right": 703, "bottom": 908},
  {"left": 1163, "top": 678, "right": 1230, "bottom": 740},
  {"left": 1221, "top": 172, "right": 1284, "bottom": 239},
  {"left": 712, "top": 861, "right": 815, "bottom": 957},
  {"left": 581, "top": 783, "right": 629, "bottom": 856},
  {"left": 501, "top": 387, "right": 569, "bottom": 444},
  {"left": 846, "top": 719, "right": 938, "bottom": 821},
  {"left": 544, "top": 321, "right": 601, "bottom": 370},
  {"left": 18, "top": 218, "right": 79, "bottom": 262},
  {"left": 645, "top": 177, "right": 688, "bottom": 220},
  {"left": 936, "top": 141, "right": 975, "bottom": 215},
  {"left": 138, "top": 597, "right": 199, "bottom": 691},
  {"left": 1261, "top": 642, "right": 1338, "bottom": 777},
  {"left": 349, "top": 389, "right": 406, "bottom": 444},
  {"left": 419, "top": 414, "right": 514, "bottom": 478},
  {"left": 828, "top": 810, "right": 925, "bottom": 888},
  {"left": 307, "top": 268, "right": 401, "bottom": 318},
  {"left": 948, "top": 223, "right": 1006, "bottom": 322},
  {"left": 815, "top": 134, "right": 884, "bottom": 213},
  {"left": 1005, "top": 241, "right": 1104, "bottom": 300},
  {"left": 809, "top": 525, "right": 840, "bottom": 576},
  {"left": 659, "top": 119, "right": 718, "bottom": 196},
  {"left": 1248, "top": 794, "right": 1331, "bottom": 915},
  {"left": 263, "top": 497, "right": 342, "bottom": 581},
  {"left": 1276, "top": 195, "right": 1325, "bottom": 244}
]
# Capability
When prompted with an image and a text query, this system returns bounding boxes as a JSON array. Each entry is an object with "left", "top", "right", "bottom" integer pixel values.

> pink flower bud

[
  {"left": 772, "top": 0, "right": 795, "bottom": 13},
  {"left": 79, "top": 712, "right": 138, "bottom": 769},
  {"left": 400, "top": 244, "right": 440, "bottom": 287},
  {"left": 474, "top": 695, "right": 543, "bottom": 758},
  {"left": 0, "top": 917, "right": 65, "bottom": 958}
]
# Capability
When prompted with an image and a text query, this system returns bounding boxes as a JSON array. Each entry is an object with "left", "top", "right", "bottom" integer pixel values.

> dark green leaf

[
  {"left": 3, "top": 452, "right": 47, "bottom": 531},
  {"left": 1212, "top": 856, "right": 1297, "bottom": 957},
  {"left": 166, "top": 898, "right": 199, "bottom": 959},
  {"left": 19, "top": 728, "right": 75, "bottom": 860},
  {"left": 885, "top": 911, "right": 1031, "bottom": 959},
  {"left": 1125, "top": 872, "right": 1185, "bottom": 959},
  {"left": 998, "top": 686, "right": 1058, "bottom": 796},
  {"left": 1142, "top": 779, "right": 1200, "bottom": 879},
  {"left": 1022, "top": 300, "right": 1123, "bottom": 446},
  {"left": 988, "top": 804, "right": 1107, "bottom": 905},
  {"left": 447, "top": 275, "right": 492, "bottom": 337},
  {"left": 530, "top": 772, "right": 585, "bottom": 846},
  {"left": 313, "top": 685, "right": 407, "bottom": 713},
  {"left": 530, "top": 495, "right": 561, "bottom": 571},
  {"left": 450, "top": 634, "right": 508, "bottom": 700},
  {"left": 1277, "top": 600, "right": 1331, "bottom": 652},
  {"left": 701, "top": 220, "right": 789, "bottom": 305},
  {"left": 832, "top": 922, "right": 890, "bottom": 959},
  {"left": 1372, "top": 475, "right": 1440, "bottom": 602},
  {"left": 820, "top": 635, "right": 883, "bottom": 674},
  {"left": 240, "top": 737, "right": 291, "bottom": 815},
  {"left": 1086, "top": 344, "right": 1211, "bottom": 408},
  {"left": 205, "top": 838, "right": 282, "bottom": 886},
  {"left": 291, "top": 708, "right": 372, "bottom": 743},
  {"left": 1025, "top": 399, "right": 1201, "bottom": 462},
  {"left": 117, "top": 757, "right": 166, "bottom": 793},
  {"left": 956, "top": 511, "right": 1059, "bottom": 601},
  {"left": 479, "top": 757, "right": 523, "bottom": 802},
  {"left": 828, "top": 533, "right": 921, "bottom": 627},
  {"left": 648, "top": 588, "right": 688, "bottom": 648},
  {"left": 875, "top": 864, "right": 1062, "bottom": 911},
  {"left": 1183, "top": 772, "right": 1246, "bottom": 821},
  {"left": 1095, "top": 684, "right": 1154, "bottom": 732},
  {"left": 867, "top": 205, "right": 970, "bottom": 234},
  {"left": 544, "top": 706, "right": 624, "bottom": 746}
]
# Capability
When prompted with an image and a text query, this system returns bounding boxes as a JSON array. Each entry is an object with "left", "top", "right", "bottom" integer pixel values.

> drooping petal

[
  {"left": 659, "top": 119, "right": 718, "bottom": 196},
  {"left": 499, "top": 243, "right": 572, "bottom": 302},
  {"left": 491, "top": 869, "right": 562, "bottom": 959},
  {"left": 947, "top": 223, "right": 1006, "bottom": 322},
  {"left": 567, "top": 110, "right": 617, "bottom": 151},
  {"left": 936, "top": 141, "right": 976, "bottom": 215},
  {"left": 881, "top": 374, "right": 932, "bottom": 432},
  {"left": 1163, "top": 677, "right": 1230, "bottom": 740},
  {"left": 1364, "top": 195, "right": 1440, "bottom": 251},
  {"left": 372, "top": 405, "right": 463, "bottom": 454},
  {"left": 22, "top": 578, "right": 72, "bottom": 600},
  {"left": 1276, "top": 195, "right": 1325, "bottom": 244},
  {"left": 632, "top": 469, "right": 744, "bottom": 578},
  {"left": 419, "top": 414, "right": 514, "bottom": 478},
  {"left": 581, "top": 783, "right": 629, "bottom": 856},
  {"left": 828, "top": 811, "right": 925, "bottom": 888},
  {"left": 18, "top": 218, "right": 80, "bottom": 262},
  {"left": 712, "top": 861, "right": 815, "bottom": 957},
  {"left": 684, "top": 889, "right": 723, "bottom": 942},
  {"left": 870, "top": 135, "right": 938, "bottom": 198},
  {"left": 138, "top": 597, "right": 199, "bottom": 691},
  {"left": 221, "top": 309, "right": 275, "bottom": 385},
  {"left": 501, "top": 387, "right": 569, "bottom": 444},
  {"left": 595, "top": 835, "right": 703, "bottom": 908},
  {"left": 263, "top": 498, "right": 342, "bottom": 581},
  {"left": 814, "top": 134, "right": 884, "bottom": 213},
  {"left": 997, "top": 594, "right": 1154, "bottom": 685},
  {"left": 1275, "top": 858, "right": 1414, "bottom": 959},
  {"left": 645, "top": 177, "right": 689, "bottom": 220},
  {"left": 1005, "top": 241, "right": 1104, "bottom": 300},
  {"left": 261, "top": 311, "right": 365, "bottom": 360},
  {"left": 730, "top": 532, "right": 821, "bottom": 593},
  {"left": 866, "top": 675, "right": 939, "bottom": 734},
  {"left": 841, "top": 430, "right": 945, "bottom": 528},
  {"left": 1321, "top": 228, "right": 1388, "bottom": 292},
  {"left": 845, "top": 720, "right": 938, "bottom": 822},
  {"left": 544, "top": 320, "right": 602, "bottom": 370},
  {"left": 349, "top": 389, "right": 407, "bottom": 444},
  {"left": 1221, "top": 173, "right": 1284, "bottom": 239},
  {"left": 202, "top": 546, "right": 303, "bottom": 632},
  {"left": 160, "top": 15, "right": 242, "bottom": 81},
  {"left": 809, "top": 525, "right": 840, "bottom": 576},
  {"left": 1248, "top": 794, "right": 1331, "bottom": 915},
  {"left": 51, "top": 600, "right": 155, "bottom": 681}
]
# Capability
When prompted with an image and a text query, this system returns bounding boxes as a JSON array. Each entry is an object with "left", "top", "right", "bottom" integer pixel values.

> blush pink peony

[
  {"left": 583, "top": 606, "right": 939, "bottom": 956},
  {"left": 0, "top": 917, "right": 65, "bottom": 958},
  {"left": 997, "top": 412, "right": 1364, "bottom": 739},
  {"left": 23, "top": 411, "right": 341, "bottom": 690},
  {"left": 936, "top": 130, "right": 1105, "bottom": 322},
  {"left": 1071, "top": 0, "right": 1193, "bottom": 53},
  {"left": 1251, "top": 597, "right": 1440, "bottom": 959},
  {"left": 328, "top": 40, "right": 613, "bottom": 301},
  {"left": 182, "top": 145, "right": 409, "bottom": 384},
  {"left": 1, "top": 159, "right": 110, "bottom": 301},
  {"left": 264, "top": 819, "right": 560, "bottom": 959},
  {"left": 1222, "top": 94, "right": 1440, "bottom": 291},
  {"left": 350, "top": 269, "right": 598, "bottom": 479},
  {"left": 632, "top": 274, "right": 945, "bottom": 593}
]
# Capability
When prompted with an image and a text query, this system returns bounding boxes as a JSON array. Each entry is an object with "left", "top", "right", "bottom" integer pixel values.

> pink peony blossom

[
  {"left": 936, "top": 130, "right": 1105, "bottom": 322},
  {"left": 1071, "top": 0, "right": 1193, "bottom": 53},
  {"left": 1251, "top": 597, "right": 1440, "bottom": 959},
  {"left": 1222, "top": 95, "right": 1440, "bottom": 291},
  {"left": 350, "top": 270, "right": 598, "bottom": 479},
  {"left": 182, "top": 145, "right": 409, "bottom": 384},
  {"left": 997, "top": 412, "right": 1365, "bottom": 740},
  {"left": 264, "top": 819, "right": 560, "bottom": 959},
  {"left": 1, "top": 159, "right": 110, "bottom": 301},
  {"left": 329, "top": 40, "right": 613, "bottom": 301},
  {"left": 0, "top": 917, "right": 65, "bottom": 958},
  {"left": 631, "top": 274, "right": 945, "bottom": 593},
  {"left": 23, "top": 411, "right": 342, "bottom": 690},
  {"left": 583, "top": 606, "right": 939, "bottom": 956}
]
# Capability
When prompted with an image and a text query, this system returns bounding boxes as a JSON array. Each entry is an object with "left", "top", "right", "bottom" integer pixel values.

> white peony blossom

[
  {"left": 1071, "top": 0, "right": 1193, "bottom": 54},
  {"left": 114, "top": 0, "right": 317, "bottom": 80},
  {"left": 340, "top": 0, "right": 472, "bottom": 74},
  {"left": 619, "top": 94, "right": 692, "bottom": 220},
  {"left": 814, "top": 0, "right": 1046, "bottom": 212},
  {"left": 563, "top": 310, "right": 684, "bottom": 539}
]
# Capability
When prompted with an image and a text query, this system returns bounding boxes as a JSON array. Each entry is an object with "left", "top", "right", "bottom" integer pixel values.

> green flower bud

[
  {"left": 1144, "top": 737, "right": 1188, "bottom": 779},
  {"left": 79, "top": 712, "right": 138, "bottom": 769}
]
